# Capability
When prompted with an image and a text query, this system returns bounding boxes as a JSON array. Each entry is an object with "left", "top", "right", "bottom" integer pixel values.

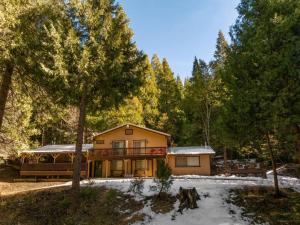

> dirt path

[
  {"left": 0, "top": 166, "right": 64, "bottom": 196},
  {"left": 0, "top": 181, "right": 65, "bottom": 196}
]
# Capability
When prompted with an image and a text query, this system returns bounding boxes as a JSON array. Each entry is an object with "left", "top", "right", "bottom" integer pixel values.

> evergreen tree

[
  {"left": 0, "top": 0, "right": 63, "bottom": 130},
  {"left": 222, "top": 0, "right": 300, "bottom": 195},
  {"left": 154, "top": 159, "right": 173, "bottom": 198},
  {"left": 212, "top": 30, "right": 229, "bottom": 69},
  {"left": 139, "top": 57, "right": 160, "bottom": 128},
  {"left": 184, "top": 58, "right": 215, "bottom": 146},
  {"left": 42, "top": 0, "right": 146, "bottom": 192},
  {"left": 153, "top": 57, "right": 184, "bottom": 143}
]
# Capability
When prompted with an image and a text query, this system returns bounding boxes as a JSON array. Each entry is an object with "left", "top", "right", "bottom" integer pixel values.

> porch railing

[
  {"left": 21, "top": 163, "right": 87, "bottom": 171},
  {"left": 89, "top": 147, "right": 167, "bottom": 158}
]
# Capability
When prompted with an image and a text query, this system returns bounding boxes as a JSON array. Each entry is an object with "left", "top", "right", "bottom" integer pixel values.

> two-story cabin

[
  {"left": 88, "top": 123, "right": 170, "bottom": 178},
  {"left": 19, "top": 123, "right": 215, "bottom": 178}
]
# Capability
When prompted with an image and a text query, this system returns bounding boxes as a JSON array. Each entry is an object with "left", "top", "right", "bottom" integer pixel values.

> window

[
  {"left": 133, "top": 140, "right": 146, "bottom": 154},
  {"left": 95, "top": 140, "right": 104, "bottom": 144},
  {"left": 133, "top": 140, "right": 146, "bottom": 148},
  {"left": 111, "top": 160, "right": 123, "bottom": 170},
  {"left": 125, "top": 129, "right": 133, "bottom": 135},
  {"left": 175, "top": 156, "right": 200, "bottom": 167},
  {"left": 135, "top": 160, "right": 148, "bottom": 170},
  {"left": 112, "top": 140, "right": 125, "bottom": 149}
]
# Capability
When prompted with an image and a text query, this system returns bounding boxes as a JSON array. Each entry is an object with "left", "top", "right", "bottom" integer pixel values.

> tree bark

[
  {"left": 177, "top": 187, "right": 200, "bottom": 214},
  {"left": 72, "top": 90, "right": 87, "bottom": 193},
  {"left": 0, "top": 63, "right": 14, "bottom": 130},
  {"left": 266, "top": 133, "right": 280, "bottom": 196}
]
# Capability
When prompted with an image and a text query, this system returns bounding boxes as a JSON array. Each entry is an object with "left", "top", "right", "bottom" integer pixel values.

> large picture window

[
  {"left": 175, "top": 156, "right": 200, "bottom": 167},
  {"left": 135, "top": 160, "right": 148, "bottom": 170},
  {"left": 111, "top": 160, "right": 123, "bottom": 170}
]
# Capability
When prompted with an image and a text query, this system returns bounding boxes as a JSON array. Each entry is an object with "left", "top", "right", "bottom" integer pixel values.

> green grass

[{"left": 227, "top": 186, "right": 300, "bottom": 225}]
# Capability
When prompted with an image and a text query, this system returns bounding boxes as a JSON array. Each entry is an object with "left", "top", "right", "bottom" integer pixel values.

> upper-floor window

[
  {"left": 133, "top": 140, "right": 146, "bottom": 154},
  {"left": 133, "top": 140, "right": 146, "bottom": 149},
  {"left": 112, "top": 140, "right": 125, "bottom": 149}
]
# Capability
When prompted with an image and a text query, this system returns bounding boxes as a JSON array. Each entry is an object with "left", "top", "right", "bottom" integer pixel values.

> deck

[
  {"left": 20, "top": 163, "right": 87, "bottom": 177},
  {"left": 89, "top": 147, "right": 167, "bottom": 160}
]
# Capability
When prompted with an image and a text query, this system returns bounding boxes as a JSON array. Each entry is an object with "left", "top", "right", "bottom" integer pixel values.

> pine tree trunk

[
  {"left": 266, "top": 133, "right": 280, "bottom": 196},
  {"left": 0, "top": 63, "right": 13, "bottom": 130},
  {"left": 72, "top": 90, "right": 87, "bottom": 193}
]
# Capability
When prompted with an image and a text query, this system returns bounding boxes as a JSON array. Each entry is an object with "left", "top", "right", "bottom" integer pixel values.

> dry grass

[
  {"left": 227, "top": 186, "right": 300, "bottom": 225},
  {"left": 146, "top": 193, "right": 177, "bottom": 214},
  {"left": 0, "top": 186, "right": 145, "bottom": 225},
  {"left": 0, "top": 166, "right": 64, "bottom": 196}
]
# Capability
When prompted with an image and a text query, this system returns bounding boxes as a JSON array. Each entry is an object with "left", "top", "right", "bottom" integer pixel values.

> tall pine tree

[{"left": 42, "top": 0, "right": 146, "bottom": 192}]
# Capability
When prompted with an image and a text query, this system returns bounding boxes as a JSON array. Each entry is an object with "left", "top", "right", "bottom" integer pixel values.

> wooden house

[
  {"left": 19, "top": 123, "right": 215, "bottom": 178},
  {"left": 89, "top": 123, "right": 170, "bottom": 178}
]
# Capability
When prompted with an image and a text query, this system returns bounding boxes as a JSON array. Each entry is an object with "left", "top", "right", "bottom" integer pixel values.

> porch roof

[
  {"left": 21, "top": 144, "right": 93, "bottom": 154},
  {"left": 168, "top": 146, "right": 215, "bottom": 155}
]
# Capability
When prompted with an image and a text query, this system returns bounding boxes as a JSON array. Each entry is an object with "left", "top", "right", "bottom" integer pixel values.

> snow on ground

[{"left": 78, "top": 175, "right": 300, "bottom": 225}]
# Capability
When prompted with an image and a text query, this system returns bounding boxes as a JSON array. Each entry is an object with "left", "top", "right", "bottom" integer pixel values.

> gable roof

[
  {"left": 94, "top": 123, "right": 171, "bottom": 137},
  {"left": 21, "top": 144, "right": 93, "bottom": 154},
  {"left": 168, "top": 146, "right": 215, "bottom": 155}
]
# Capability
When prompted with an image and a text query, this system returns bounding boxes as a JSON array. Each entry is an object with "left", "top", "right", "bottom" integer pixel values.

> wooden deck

[
  {"left": 20, "top": 163, "right": 87, "bottom": 177},
  {"left": 229, "top": 168, "right": 267, "bottom": 178},
  {"left": 89, "top": 147, "right": 167, "bottom": 160},
  {"left": 215, "top": 162, "right": 267, "bottom": 178}
]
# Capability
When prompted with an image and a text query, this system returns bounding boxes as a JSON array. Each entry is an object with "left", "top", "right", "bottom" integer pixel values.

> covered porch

[
  {"left": 19, "top": 144, "right": 92, "bottom": 178},
  {"left": 88, "top": 158, "right": 160, "bottom": 178}
]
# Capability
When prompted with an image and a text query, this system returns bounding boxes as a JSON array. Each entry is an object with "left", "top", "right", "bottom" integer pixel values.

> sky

[{"left": 118, "top": 0, "right": 240, "bottom": 79}]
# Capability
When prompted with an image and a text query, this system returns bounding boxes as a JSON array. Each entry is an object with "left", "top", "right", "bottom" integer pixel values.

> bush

[
  {"left": 154, "top": 159, "right": 173, "bottom": 198},
  {"left": 80, "top": 187, "right": 97, "bottom": 200},
  {"left": 128, "top": 178, "right": 145, "bottom": 195}
]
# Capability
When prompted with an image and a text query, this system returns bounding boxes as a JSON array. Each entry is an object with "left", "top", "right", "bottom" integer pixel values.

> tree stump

[{"left": 177, "top": 187, "right": 200, "bottom": 214}]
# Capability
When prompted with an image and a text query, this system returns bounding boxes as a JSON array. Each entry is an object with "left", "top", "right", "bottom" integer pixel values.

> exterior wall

[
  {"left": 93, "top": 125, "right": 168, "bottom": 149},
  {"left": 167, "top": 154, "right": 212, "bottom": 175},
  {"left": 96, "top": 159, "right": 155, "bottom": 177}
]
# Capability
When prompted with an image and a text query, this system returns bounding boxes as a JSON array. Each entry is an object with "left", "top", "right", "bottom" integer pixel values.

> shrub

[
  {"left": 80, "top": 187, "right": 97, "bottom": 200},
  {"left": 128, "top": 178, "right": 145, "bottom": 195},
  {"left": 154, "top": 159, "right": 173, "bottom": 198},
  {"left": 105, "top": 188, "right": 118, "bottom": 202}
]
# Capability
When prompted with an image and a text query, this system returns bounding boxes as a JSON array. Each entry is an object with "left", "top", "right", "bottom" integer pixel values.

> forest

[{"left": 0, "top": 0, "right": 299, "bottom": 175}]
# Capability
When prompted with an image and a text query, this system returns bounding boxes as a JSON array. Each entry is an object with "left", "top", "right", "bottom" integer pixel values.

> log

[{"left": 177, "top": 187, "right": 200, "bottom": 214}]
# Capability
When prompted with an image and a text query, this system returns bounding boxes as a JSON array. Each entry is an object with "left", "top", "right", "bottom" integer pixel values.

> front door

[{"left": 94, "top": 160, "right": 102, "bottom": 177}]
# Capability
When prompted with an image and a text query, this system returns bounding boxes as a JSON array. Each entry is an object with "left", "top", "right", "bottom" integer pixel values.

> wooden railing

[
  {"left": 21, "top": 163, "right": 87, "bottom": 171},
  {"left": 89, "top": 147, "right": 167, "bottom": 158}
]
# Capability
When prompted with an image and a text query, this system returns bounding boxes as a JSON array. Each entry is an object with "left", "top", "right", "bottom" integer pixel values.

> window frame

[
  {"left": 175, "top": 156, "right": 201, "bottom": 167},
  {"left": 111, "top": 160, "right": 123, "bottom": 171},
  {"left": 95, "top": 140, "right": 104, "bottom": 144},
  {"left": 133, "top": 140, "right": 147, "bottom": 148},
  {"left": 135, "top": 159, "right": 149, "bottom": 170},
  {"left": 112, "top": 140, "right": 126, "bottom": 149},
  {"left": 125, "top": 129, "right": 133, "bottom": 135}
]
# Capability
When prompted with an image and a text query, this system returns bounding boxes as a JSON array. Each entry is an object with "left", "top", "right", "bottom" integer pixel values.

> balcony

[{"left": 89, "top": 147, "right": 167, "bottom": 160}]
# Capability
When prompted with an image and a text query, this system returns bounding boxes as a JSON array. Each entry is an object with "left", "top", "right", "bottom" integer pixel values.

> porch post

[
  {"left": 144, "top": 159, "right": 147, "bottom": 177},
  {"left": 124, "top": 159, "right": 127, "bottom": 177},
  {"left": 51, "top": 153, "right": 59, "bottom": 164},
  {"left": 105, "top": 160, "right": 108, "bottom": 178},
  {"left": 87, "top": 160, "right": 90, "bottom": 178}
]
